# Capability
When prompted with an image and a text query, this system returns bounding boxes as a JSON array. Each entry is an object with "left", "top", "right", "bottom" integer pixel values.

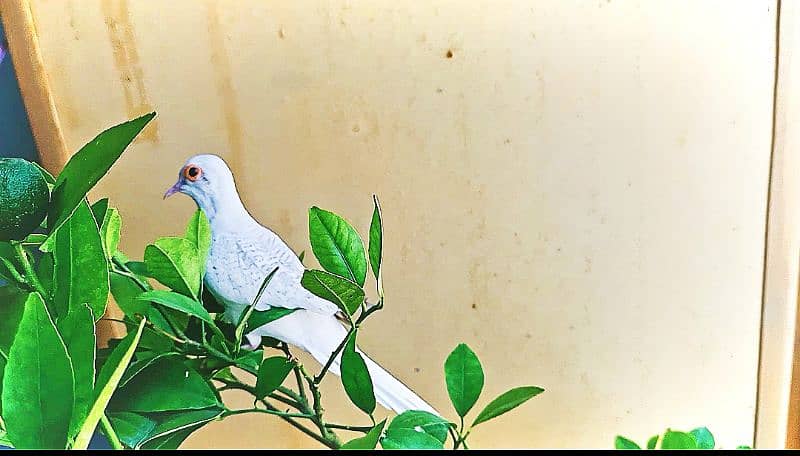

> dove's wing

[{"left": 207, "top": 225, "right": 339, "bottom": 320}]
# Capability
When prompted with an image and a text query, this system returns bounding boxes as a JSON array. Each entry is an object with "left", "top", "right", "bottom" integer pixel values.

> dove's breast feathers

[{"left": 204, "top": 225, "right": 338, "bottom": 323}]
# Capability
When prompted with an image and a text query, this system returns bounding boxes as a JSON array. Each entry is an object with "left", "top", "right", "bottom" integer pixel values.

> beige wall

[{"left": 17, "top": 0, "right": 781, "bottom": 449}]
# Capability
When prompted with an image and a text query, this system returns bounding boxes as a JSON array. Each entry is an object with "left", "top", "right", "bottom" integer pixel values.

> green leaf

[
  {"left": 690, "top": 427, "right": 715, "bottom": 450},
  {"left": 53, "top": 200, "right": 109, "bottom": 319},
  {"left": 381, "top": 428, "right": 443, "bottom": 450},
  {"left": 444, "top": 343, "right": 484, "bottom": 418},
  {"left": 36, "top": 252, "right": 54, "bottom": 300},
  {"left": 235, "top": 349, "right": 263, "bottom": 376},
  {"left": 245, "top": 307, "right": 298, "bottom": 332},
  {"left": 125, "top": 261, "right": 150, "bottom": 277},
  {"left": 647, "top": 435, "right": 659, "bottom": 449},
  {"left": 184, "top": 210, "right": 211, "bottom": 272},
  {"left": 0, "top": 287, "right": 28, "bottom": 414},
  {"left": 235, "top": 267, "right": 279, "bottom": 351},
  {"left": 368, "top": 195, "right": 382, "bottom": 279},
  {"left": 298, "top": 250, "right": 305, "bottom": 264},
  {"left": 255, "top": 356, "right": 294, "bottom": 399},
  {"left": 341, "top": 331, "right": 375, "bottom": 416},
  {"left": 341, "top": 419, "right": 386, "bottom": 450},
  {"left": 119, "top": 352, "right": 178, "bottom": 388},
  {"left": 136, "top": 290, "right": 213, "bottom": 324},
  {"left": 57, "top": 305, "right": 96, "bottom": 440},
  {"left": 138, "top": 408, "right": 222, "bottom": 449},
  {"left": 301, "top": 269, "right": 365, "bottom": 316},
  {"left": 736, "top": 445, "right": 752, "bottom": 450},
  {"left": 100, "top": 207, "right": 122, "bottom": 258},
  {"left": 615, "top": 436, "right": 641, "bottom": 450},
  {"left": 31, "top": 161, "right": 55, "bottom": 185},
  {"left": 2, "top": 292, "right": 74, "bottom": 449},
  {"left": 472, "top": 385, "right": 544, "bottom": 426},
  {"left": 72, "top": 318, "right": 146, "bottom": 450},
  {"left": 110, "top": 272, "right": 150, "bottom": 317},
  {"left": 90, "top": 198, "right": 109, "bottom": 225},
  {"left": 109, "top": 407, "right": 222, "bottom": 449},
  {"left": 48, "top": 112, "right": 156, "bottom": 235},
  {"left": 308, "top": 206, "right": 367, "bottom": 286},
  {"left": 386, "top": 410, "right": 452, "bottom": 445},
  {"left": 144, "top": 237, "right": 200, "bottom": 299},
  {"left": 110, "top": 355, "right": 219, "bottom": 413},
  {"left": 661, "top": 430, "right": 697, "bottom": 449}
]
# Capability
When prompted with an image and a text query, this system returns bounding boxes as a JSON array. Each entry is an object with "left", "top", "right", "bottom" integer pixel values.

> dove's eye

[{"left": 183, "top": 165, "right": 202, "bottom": 182}]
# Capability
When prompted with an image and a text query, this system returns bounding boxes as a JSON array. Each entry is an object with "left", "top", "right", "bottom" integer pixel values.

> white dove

[{"left": 164, "top": 153, "right": 437, "bottom": 415}]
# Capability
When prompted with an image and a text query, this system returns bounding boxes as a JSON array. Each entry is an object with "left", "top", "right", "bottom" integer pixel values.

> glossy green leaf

[
  {"left": 615, "top": 436, "right": 641, "bottom": 450},
  {"left": 235, "top": 349, "right": 264, "bottom": 376},
  {"left": 341, "top": 419, "right": 386, "bottom": 450},
  {"left": 57, "top": 305, "right": 96, "bottom": 440},
  {"left": 308, "top": 206, "right": 367, "bottom": 286},
  {"left": 661, "top": 430, "right": 697, "bottom": 450},
  {"left": 136, "top": 290, "right": 213, "bottom": 324},
  {"left": 736, "top": 445, "right": 752, "bottom": 450},
  {"left": 100, "top": 207, "right": 122, "bottom": 258},
  {"left": 690, "top": 427, "right": 715, "bottom": 450},
  {"left": 368, "top": 195, "right": 382, "bottom": 279},
  {"left": 2, "top": 292, "right": 74, "bottom": 449},
  {"left": 444, "top": 343, "right": 484, "bottom": 417},
  {"left": 119, "top": 352, "right": 178, "bottom": 388},
  {"left": 341, "top": 331, "right": 375, "bottom": 416},
  {"left": 90, "top": 198, "right": 109, "bottom": 225},
  {"left": 110, "top": 272, "right": 149, "bottom": 317},
  {"left": 72, "top": 318, "right": 146, "bottom": 450},
  {"left": 139, "top": 408, "right": 222, "bottom": 449},
  {"left": 301, "top": 269, "right": 364, "bottom": 316},
  {"left": 110, "top": 356, "right": 219, "bottom": 413},
  {"left": 235, "top": 267, "right": 279, "bottom": 351},
  {"left": 245, "top": 306, "right": 298, "bottom": 332},
  {"left": 386, "top": 410, "right": 452, "bottom": 445},
  {"left": 31, "top": 162, "right": 55, "bottom": 185},
  {"left": 255, "top": 356, "right": 294, "bottom": 399},
  {"left": 109, "top": 407, "right": 222, "bottom": 449},
  {"left": 36, "top": 252, "right": 54, "bottom": 300},
  {"left": 21, "top": 233, "right": 48, "bottom": 245},
  {"left": 0, "top": 287, "right": 28, "bottom": 414},
  {"left": 53, "top": 200, "right": 109, "bottom": 319},
  {"left": 647, "top": 435, "right": 659, "bottom": 450},
  {"left": 472, "top": 385, "right": 544, "bottom": 426},
  {"left": 125, "top": 261, "right": 150, "bottom": 277},
  {"left": 48, "top": 112, "right": 156, "bottom": 235},
  {"left": 381, "top": 428, "right": 443, "bottom": 450},
  {"left": 144, "top": 237, "right": 200, "bottom": 299},
  {"left": 184, "top": 210, "right": 211, "bottom": 272}
]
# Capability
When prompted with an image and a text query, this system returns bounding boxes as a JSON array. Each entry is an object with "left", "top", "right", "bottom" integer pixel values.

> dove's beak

[{"left": 163, "top": 181, "right": 182, "bottom": 199}]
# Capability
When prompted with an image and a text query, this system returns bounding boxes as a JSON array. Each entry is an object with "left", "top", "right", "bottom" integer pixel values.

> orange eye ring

[{"left": 183, "top": 164, "right": 202, "bottom": 182}]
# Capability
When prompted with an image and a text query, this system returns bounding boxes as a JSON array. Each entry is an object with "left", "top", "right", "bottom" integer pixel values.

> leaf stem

[
  {"left": 100, "top": 414, "right": 124, "bottom": 450},
  {"left": 324, "top": 422, "right": 372, "bottom": 433},
  {"left": 12, "top": 241, "right": 47, "bottom": 299},
  {"left": 314, "top": 328, "right": 353, "bottom": 384}
]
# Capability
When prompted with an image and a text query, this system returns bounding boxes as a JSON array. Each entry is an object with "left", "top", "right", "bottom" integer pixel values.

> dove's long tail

[{"left": 247, "top": 309, "right": 439, "bottom": 416}]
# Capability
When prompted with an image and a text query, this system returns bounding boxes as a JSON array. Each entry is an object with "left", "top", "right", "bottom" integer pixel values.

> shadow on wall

[{"left": 0, "top": 21, "right": 37, "bottom": 161}]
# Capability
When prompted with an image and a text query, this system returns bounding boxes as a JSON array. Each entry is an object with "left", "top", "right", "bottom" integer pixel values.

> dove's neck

[{"left": 196, "top": 189, "right": 259, "bottom": 233}]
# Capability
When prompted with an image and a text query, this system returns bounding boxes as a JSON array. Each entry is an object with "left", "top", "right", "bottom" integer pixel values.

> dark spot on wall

[
  {"left": 471, "top": 302, "right": 477, "bottom": 309},
  {"left": 446, "top": 49, "right": 453, "bottom": 58}
]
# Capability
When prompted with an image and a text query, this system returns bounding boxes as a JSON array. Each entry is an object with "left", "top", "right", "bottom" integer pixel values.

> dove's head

[{"left": 164, "top": 154, "right": 246, "bottom": 223}]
